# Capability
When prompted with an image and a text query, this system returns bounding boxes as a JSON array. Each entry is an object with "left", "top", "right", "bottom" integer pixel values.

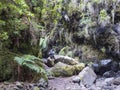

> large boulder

[
  {"left": 48, "top": 62, "right": 85, "bottom": 77},
  {"left": 92, "top": 59, "right": 119, "bottom": 75},
  {"left": 78, "top": 67, "right": 97, "bottom": 87},
  {"left": 54, "top": 55, "right": 79, "bottom": 65},
  {"left": 73, "top": 63, "right": 86, "bottom": 74},
  {"left": 46, "top": 55, "right": 79, "bottom": 67}
]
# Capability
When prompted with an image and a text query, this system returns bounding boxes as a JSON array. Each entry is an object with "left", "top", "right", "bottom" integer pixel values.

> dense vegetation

[{"left": 0, "top": 0, "right": 120, "bottom": 82}]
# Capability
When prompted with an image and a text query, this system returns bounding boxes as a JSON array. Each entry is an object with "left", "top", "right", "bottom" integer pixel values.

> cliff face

[{"left": 54, "top": 0, "right": 120, "bottom": 60}]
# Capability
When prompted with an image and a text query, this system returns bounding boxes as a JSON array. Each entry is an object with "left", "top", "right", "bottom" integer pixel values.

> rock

[
  {"left": 29, "top": 84, "right": 34, "bottom": 88},
  {"left": 54, "top": 55, "right": 79, "bottom": 65},
  {"left": 112, "top": 77, "right": 120, "bottom": 85},
  {"left": 111, "top": 61, "right": 119, "bottom": 72},
  {"left": 92, "top": 63, "right": 100, "bottom": 74},
  {"left": 102, "top": 85, "right": 115, "bottom": 90},
  {"left": 104, "top": 77, "right": 114, "bottom": 85},
  {"left": 46, "top": 57, "right": 55, "bottom": 67},
  {"left": 49, "top": 62, "right": 75, "bottom": 77},
  {"left": 49, "top": 62, "right": 85, "bottom": 77},
  {"left": 103, "top": 71, "right": 116, "bottom": 78},
  {"left": 33, "top": 86, "right": 40, "bottom": 90},
  {"left": 15, "top": 82, "right": 23, "bottom": 89},
  {"left": 92, "top": 59, "right": 119, "bottom": 75},
  {"left": 116, "top": 70, "right": 120, "bottom": 77},
  {"left": 3, "top": 82, "right": 9, "bottom": 85},
  {"left": 37, "top": 78, "right": 48, "bottom": 88},
  {"left": 73, "top": 63, "right": 85, "bottom": 74},
  {"left": 72, "top": 76, "right": 80, "bottom": 83},
  {"left": 99, "top": 59, "right": 112, "bottom": 75},
  {"left": 89, "top": 85, "right": 101, "bottom": 90},
  {"left": 43, "top": 63, "right": 49, "bottom": 70},
  {"left": 42, "top": 58, "right": 48, "bottom": 64},
  {"left": 78, "top": 67, "right": 97, "bottom": 87},
  {"left": 115, "top": 85, "right": 120, "bottom": 90},
  {"left": 96, "top": 78, "right": 107, "bottom": 87},
  {"left": 13, "top": 86, "right": 19, "bottom": 90},
  {"left": 95, "top": 77, "right": 114, "bottom": 87}
]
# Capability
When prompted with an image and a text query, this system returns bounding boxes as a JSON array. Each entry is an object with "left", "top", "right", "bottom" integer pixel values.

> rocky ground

[
  {"left": 48, "top": 75, "right": 120, "bottom": 90},
  {"left": 1, "top": 57, "right": 120, "bottom": 90},
  {"left": 1, "top": 75, "right": 120, "bottom": 90}
]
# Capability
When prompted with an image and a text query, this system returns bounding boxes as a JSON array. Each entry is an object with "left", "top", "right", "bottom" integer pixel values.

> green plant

[
  {"left": 38, "top": 37, "right": 48, "bottom": 58},
  {"left": 14, "top": 55, "right": 46, "bottom": 80},
  {"left": 99, "top": 9, "right": 110, "bottom": 25}
]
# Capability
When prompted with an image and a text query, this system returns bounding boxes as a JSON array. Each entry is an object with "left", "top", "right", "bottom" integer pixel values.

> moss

[
  {"left": 49, "top": 62, "right": 85, "bottom": 77},
  {"left": 81, "top": 45, "right": 106, "bottom": 62},
  {"left": 73, "top": 63, "right": 85, "bottom": 73},
  {"left": 49, "top": 62, "right": 75, "bottom": 77},
  {"left": 52, "top": 66, "right": 75, "bottom": 77}
]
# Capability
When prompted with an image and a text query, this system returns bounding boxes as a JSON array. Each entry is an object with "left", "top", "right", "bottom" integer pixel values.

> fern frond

[{"left": 14, "top": 55, "right": 45, "bottom": 74}]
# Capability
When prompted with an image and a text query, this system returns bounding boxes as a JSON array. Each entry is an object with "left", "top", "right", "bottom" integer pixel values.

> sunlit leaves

[
  {"left": 0, "top": 32, "right": 8, "bottom": 40},
  {"left": 39, "top": 37, "right": 48, "bottom": 50},
  {"left": 99, "top": 9, "right": 110, "bottom": 25}
]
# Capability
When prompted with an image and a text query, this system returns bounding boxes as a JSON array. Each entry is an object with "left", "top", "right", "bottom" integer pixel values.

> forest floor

[
  {"left": 48, "top": 76, "right": 120, "bottom": 90},
  {"left": 0, "top": 75, "right": 120, "bottom": 90},
  {"left": 48, "top": 76, "right": 82, "bottom": 90}
]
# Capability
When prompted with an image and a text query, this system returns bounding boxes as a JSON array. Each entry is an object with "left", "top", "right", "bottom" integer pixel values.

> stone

[
  {"left": 46, "top": 57, "right": 55, "bottom": 67},
  {"left": 116, "top": 70, "right": 120, "bottom": 77},
  {"left": 92, "top": 63, "right": 100, "bottom": 74},
  {"left": 49, "top": 62, "right": 75, "bottom": 77},
  {"left": 13, "top": 86, "right": 19, "bottom": 90},
  {"left": 111, "top": 61, "right": 119, "bottom": 72},
  {"left": 54, "top": 55, "right": 79, "bottom": 65},
  {"left": 49, "top": 62, "right": 85, "bottom": 77},
  {"left": 95, "top": 77, "right": 107, "bottom": 87},
  {"left": 72, "top": 76, "right": 80, "bottom": 83},
  {"left": 112, "top": 77, "right": 120, "bottom": 85},
  {"left": 92, "top": 59, "right": 119, "bottom": 76},
  {"left": 73, "top": 63, "right": 85, "bottom": 74},
  {"left": 99, "top": 59, "right": 112, "bottom": 75},
  {"left": 115, "top": 85, "right": 120, "bottom": 90},
  {"left": 104, "top": 77, "right": 114, "bottom": 85},
  {"left": 103, "top": 71, "right": 116, "bottom": 78},
  {"left": 78, "top": 67, "right": 97, "bottom": 87},
  {"left": 37, "top": 78, "right": 48, "bottom": 88},
  {"left": 102, "top": 86, "right": 115, "bottom": 90},
  {"left": 33, "top": 86, "right": 40, "bottom": 90},
  {"left": 15, "top": 82, "right": 23, "bottom": 89}
]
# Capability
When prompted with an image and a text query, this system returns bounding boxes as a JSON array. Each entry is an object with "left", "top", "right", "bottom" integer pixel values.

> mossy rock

[
  {"left": 73, "top": 63, "right": 85, "bottom": 73},
  {"left": 49, "top": 62, "right": 85, "bottom": 77},
  {"left": 81, "top": 45, "right": 106, "bottom": 62},
  {"left": 49, "top": 62, "right": 74, "bottom": 77}
]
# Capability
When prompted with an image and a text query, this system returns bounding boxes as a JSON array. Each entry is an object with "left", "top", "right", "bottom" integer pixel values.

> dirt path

[{"left": 48, "top": 76, "right": 83, "bottom": 90}]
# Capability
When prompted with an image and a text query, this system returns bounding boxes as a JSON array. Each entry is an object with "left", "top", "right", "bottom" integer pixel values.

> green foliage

[
  {"left": 0, "top": 50, "right": 16, "bottom": 81},
  {"left": 58, "top": 46, "right": 68, "bottom": 55},
  {"left": 0, "top": 32, "right": 8, "bottom": 40},
  {"left": 100, "top": 9, "right": 110, "bottom": 21},
  {"left": 14, "top": 55, "right": 45, "bottom": 74},
  {"left": 41, "top": 0, "right": 62, "bottom": 26},
  {"left": 39, "top": 37, "right": 48, "bottom": 50},
  {"left": 58, "top": 46, "right": 73, "bottom": 57}
]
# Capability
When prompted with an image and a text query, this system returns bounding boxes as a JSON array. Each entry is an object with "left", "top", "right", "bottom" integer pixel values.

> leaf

[
  {"left": 14, "top": 55, "right": 45, "bottom": 74},
  {"left": 39, "top": 38, "right": 44, "bottom": 47},
  {"left": 14, "top": 57, "right": 24, "bottom": 65}
]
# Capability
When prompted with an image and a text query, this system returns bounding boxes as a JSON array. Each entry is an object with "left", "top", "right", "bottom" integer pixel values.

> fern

[
  {"left": 14, "top": 55, "right": 45, "bottom": 74},
  {"left": 39, "top": 37, "right": 48, "bottom": 50}
]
